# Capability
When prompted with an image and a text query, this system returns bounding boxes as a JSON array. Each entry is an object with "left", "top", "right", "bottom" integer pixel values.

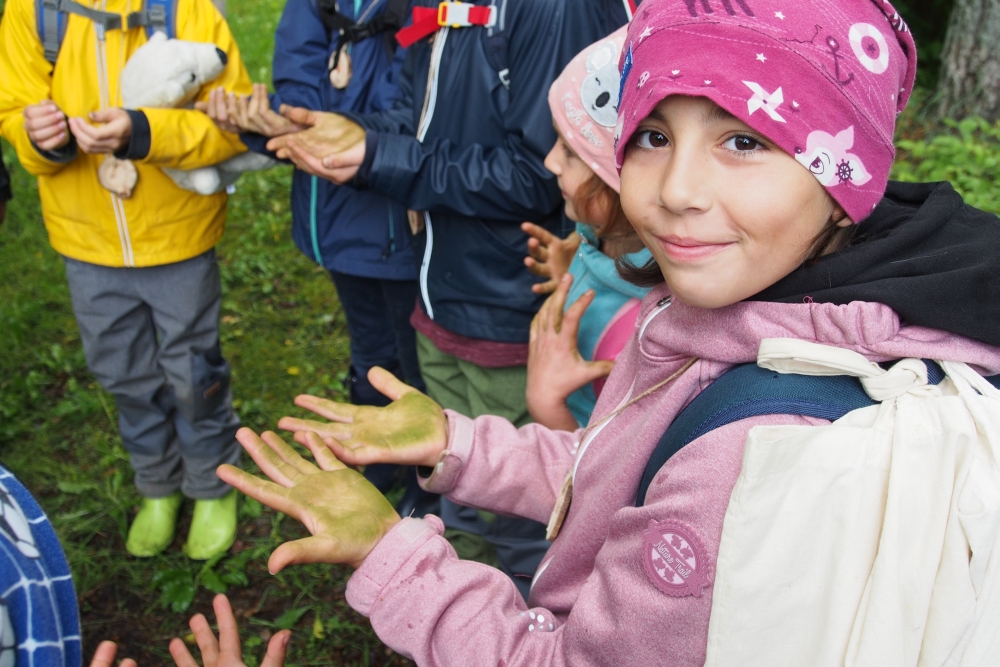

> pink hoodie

[{"left": 346, "top": 289, "right": 1000, "bottom": 666}]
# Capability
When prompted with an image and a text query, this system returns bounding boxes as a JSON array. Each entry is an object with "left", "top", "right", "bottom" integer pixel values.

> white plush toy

[{"left": 118, "top": 31, "right": 275, "bottom": 196}]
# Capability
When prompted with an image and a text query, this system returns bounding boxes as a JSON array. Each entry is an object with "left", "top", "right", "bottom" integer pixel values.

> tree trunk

[{"left": 934, "top": 0, "right": 1000, "bottom": 121}]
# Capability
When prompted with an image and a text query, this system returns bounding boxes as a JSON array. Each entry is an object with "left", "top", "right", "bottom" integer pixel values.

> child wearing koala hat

[
  {"left": 206, "top": 0, "right": 1000, "bottom": 665},
  {"left": 523, "top": 26, "right": 653, "bottom": 431},
  {"left": 0, "top": 0, "right": 253, "bottom": 560}
]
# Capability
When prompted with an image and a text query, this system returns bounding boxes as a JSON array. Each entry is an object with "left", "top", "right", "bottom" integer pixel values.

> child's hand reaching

[
  {"left": 277, "top": 367, "right": 449, "bottom": 468},
  {"left": 170, "top": 594, "right": 290, "bottom": 667},
  {"left": 522, "top": 223, "right": 581, "bottom": 294},
  {"left": 527, "top": 273, "right": 615, "bottom": 431},
  {"left": 218, "top": 428, "right": 401, "bottom": 572},
  {"left": 87, "top": 594, "right": 289, "bottom": 667}
]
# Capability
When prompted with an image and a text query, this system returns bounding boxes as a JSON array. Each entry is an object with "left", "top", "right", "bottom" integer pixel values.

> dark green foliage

[{"left": 893, "top": 0, "right": 953, "bottom": 90}]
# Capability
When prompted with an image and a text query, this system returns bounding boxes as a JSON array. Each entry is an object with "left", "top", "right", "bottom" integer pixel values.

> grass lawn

[{"left": 0, "top": 0, "right": 412, "bottom": 664}]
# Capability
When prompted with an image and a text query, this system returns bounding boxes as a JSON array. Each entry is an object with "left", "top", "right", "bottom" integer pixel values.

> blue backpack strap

[
  {"left": 126, "top": 0, "right": 178, "bottom": 39},
  {"left": 634, "top": 359, "right": 985, "bottom": 507},
  {"left": 37, "top": 0, "right": 121, "bottom": 63},
  {"left": 635, "top": 362, "right": 878, "bottom": 507}
]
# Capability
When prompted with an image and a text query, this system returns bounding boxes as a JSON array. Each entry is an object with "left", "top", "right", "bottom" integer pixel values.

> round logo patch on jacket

[{"left": 641, "top": 519, "right": 713, "bottom": 597}]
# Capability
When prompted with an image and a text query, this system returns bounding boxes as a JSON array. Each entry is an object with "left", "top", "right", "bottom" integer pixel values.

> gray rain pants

[{"left": 63, "top": 250, "right": 241, "bottom": 499}]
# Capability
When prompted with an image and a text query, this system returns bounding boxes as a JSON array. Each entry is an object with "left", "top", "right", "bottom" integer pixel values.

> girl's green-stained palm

[
  {"left": 217, "top": 428, "right": 401, "bottom": 571},
  {"left": 277, "top": 366, "right": 450, "bottom": 468}
]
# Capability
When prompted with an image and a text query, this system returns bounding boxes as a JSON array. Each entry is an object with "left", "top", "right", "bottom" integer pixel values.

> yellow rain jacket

[{"left": 0, "top": 0, "right": 251, "bottom": 267}]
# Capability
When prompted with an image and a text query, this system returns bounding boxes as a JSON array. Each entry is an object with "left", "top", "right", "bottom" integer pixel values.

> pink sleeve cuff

[
  {"left": 416, "top": 410, "right": 475, "bottom": 494},
  {"left": 346, "top": 515, "right": 446, "bottom": 616}
]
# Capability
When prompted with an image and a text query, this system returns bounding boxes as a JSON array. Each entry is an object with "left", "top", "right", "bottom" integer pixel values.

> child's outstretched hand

[
  {"left": 88, "top": 641, "right": 136, "bottom": 667},
  {"left": 170, "top": 594, "right": 289, "bottom": 667},
  {"left": 527, "top": 273, "right": 615, "bottom": 431},
  {"left": 218, "top": 428, "right": 400, "bottom": 572},
  {"left": 522, "top": 223, "right": 581, "bottom": 294},
  {"left": 277, "top": 367, "right": 448, "bottom": 468},
  {"left": 87, "top": 594, "right": 288, "bottom": 667}
]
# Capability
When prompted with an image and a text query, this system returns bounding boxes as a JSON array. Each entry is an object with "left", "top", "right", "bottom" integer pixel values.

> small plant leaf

[{"left": 274, "top": 607, "right": 310, "bottom": 630}]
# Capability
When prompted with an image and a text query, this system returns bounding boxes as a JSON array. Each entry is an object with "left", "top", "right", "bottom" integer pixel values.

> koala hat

[
  {"left": 549, "top": 26, "right": 628, "bottom": 193},
  {"left": 614, "top": 0, "right": 917, "bottom": 223}
]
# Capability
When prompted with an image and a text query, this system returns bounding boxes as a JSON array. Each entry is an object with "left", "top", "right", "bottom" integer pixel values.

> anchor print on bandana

[
  {"left": 849, "top": 23, "right": 890, "bottom": 74},
  {"left": 795, "top": 126, "right": 872, "bottom": 187},
  {"left": 641, "top": 519, "right": 713, "bottom": 597},
  {"left": 743, "top": 81, "right": 786, "bottom": 123}
]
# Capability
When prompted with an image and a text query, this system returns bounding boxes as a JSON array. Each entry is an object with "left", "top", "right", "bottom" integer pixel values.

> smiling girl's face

[{"left": 620, "top": 95, "right": 849, "bottom": 309}]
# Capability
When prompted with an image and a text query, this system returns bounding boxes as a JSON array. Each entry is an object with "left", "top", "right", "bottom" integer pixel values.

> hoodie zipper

[{"left": 415, "top": 27, "right": 449, "bottom": 318}]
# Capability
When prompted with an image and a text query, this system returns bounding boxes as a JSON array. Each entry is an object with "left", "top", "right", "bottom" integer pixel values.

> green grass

[{"left": 0, "top": 0, "right": 412, "bottom": 664}]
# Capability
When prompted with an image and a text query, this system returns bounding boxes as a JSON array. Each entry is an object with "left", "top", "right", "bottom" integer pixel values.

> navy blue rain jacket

[
  {"left": 0, "top": 149, "right": 10, "bottom": 203},
  {"left": 241, "top": 0, "right": 416, "bottom": 280},
  {"left": 349, "top": 0, "right": 632, "bottom": 343}
]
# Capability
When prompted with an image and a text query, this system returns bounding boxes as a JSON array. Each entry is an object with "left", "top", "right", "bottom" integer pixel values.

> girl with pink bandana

[
  {"left": 222, "top": 1, "right": 1000, "bottom": 665},
  {"left": 523, "top": 27, "right": 654, "bottom": 431}
]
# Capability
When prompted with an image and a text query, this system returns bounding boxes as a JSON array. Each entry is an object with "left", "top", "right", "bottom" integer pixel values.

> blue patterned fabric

[{"left": 0, "top": 466, "right": 81, "bottom": 667}]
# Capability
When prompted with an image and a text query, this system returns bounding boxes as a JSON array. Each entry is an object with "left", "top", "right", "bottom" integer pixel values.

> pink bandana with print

[{"left": 614, "top": 0, "right": 917, "bottom": 223}]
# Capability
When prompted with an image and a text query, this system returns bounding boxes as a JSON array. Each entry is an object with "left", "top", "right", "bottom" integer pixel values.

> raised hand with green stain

[
  {"left": 277, "top": 366, "right": 449, "bottom": 468},
  {"left": 217, "top": 428, "right": 402, "bottom": 571}
]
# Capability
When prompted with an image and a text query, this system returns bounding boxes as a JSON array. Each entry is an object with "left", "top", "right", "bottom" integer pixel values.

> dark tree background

[{"left": 934, "top": 0, "right": 1000, "bottom": 121}]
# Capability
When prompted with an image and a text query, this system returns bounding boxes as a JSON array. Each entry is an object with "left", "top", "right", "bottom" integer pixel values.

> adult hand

[
  {"left": 170, "top": 594, "right": 289, "bottom": 667},
  {"left": 265, "top": 108, "right": 364, "bottom": 174},
  {"left": 522, "top": 224, "right": 581, "bottom": 294},
  {"left": 217, "top": 428, "right": 400, "bottom": 571},
  {"left": 68, "top": 109, "right": 132, "bottom": 154},
  {"left": 23, "top": 100, "right": 70, "bottom": 151},
  {"left": 88, "top": 641, "right": 137, "bottom": 667},
  {"left": 526, "top": 273, "right": 614, "bottom": 430},
  {"left": 277, "top": 367, "right": 448, "bottom": 468},
  {"left": 280, "top": 140, "right": 363, "bottom": 184}
]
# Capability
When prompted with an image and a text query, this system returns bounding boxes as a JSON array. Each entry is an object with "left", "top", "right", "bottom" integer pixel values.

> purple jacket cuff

[
  {"left": 346, "top": 515, "right": 446, "bottom": 615},
  {"left": 416, "top": 410, "right": 475, "bottom": 494}
]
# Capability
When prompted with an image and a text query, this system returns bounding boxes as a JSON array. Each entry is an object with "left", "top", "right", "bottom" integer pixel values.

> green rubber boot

[
  {"left": 183, "top": 489, "right": 238, "bottom": 560},
  {"left": 126, "top": 492, "right": 184, "bottom": 557}
]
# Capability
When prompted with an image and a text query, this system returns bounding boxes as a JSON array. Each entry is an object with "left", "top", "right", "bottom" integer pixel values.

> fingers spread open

[
  {"left": 235, "top": 428, "right": 302, "bottom": 486},
  {"left": 277, "top": 416, "right": 353, "bottom": 441},
  {"left": 260, "top": 430, "right": 318, "bottom": 476},
  {"left": 216, "top": 465, "right": 303, "bottom": 519},
  {"left": 301, "top": 432, "right": 348, "bottom": 471},
  {"left": 292, "top": 394, "right": 357, "bottom": 423},
  {"left": 522, "top": 222, "right": 557, "bottom": 246}
]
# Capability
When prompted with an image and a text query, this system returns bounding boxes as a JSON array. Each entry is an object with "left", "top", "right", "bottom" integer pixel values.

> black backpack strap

[
  {"left": 634, "top": 359, "right": 986, "bottom": 507},
  {"left": 126, "top": 0, "right": 179, "bottom": 39}
]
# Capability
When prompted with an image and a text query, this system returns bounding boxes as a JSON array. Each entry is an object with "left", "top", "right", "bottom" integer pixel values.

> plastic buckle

[
  {"left": 437, "top": 2, "right": 496, "bottom": 28},
  {"left": 437, "top": 2, "right": 471, "bottom": 27}
]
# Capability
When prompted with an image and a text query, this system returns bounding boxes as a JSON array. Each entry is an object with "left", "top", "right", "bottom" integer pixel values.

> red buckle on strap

[{"left": 397, "top": 2, "right": 497, "bottom": 48}]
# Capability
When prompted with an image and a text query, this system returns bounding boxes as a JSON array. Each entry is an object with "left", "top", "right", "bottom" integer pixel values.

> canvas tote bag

[{"left": 704, "top": 339, "right": 1000, "bottom": 667}]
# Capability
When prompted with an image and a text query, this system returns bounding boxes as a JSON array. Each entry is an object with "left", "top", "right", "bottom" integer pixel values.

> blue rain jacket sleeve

[{"left": 354, "top": 0, "right": 572, "bottom": 222}]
